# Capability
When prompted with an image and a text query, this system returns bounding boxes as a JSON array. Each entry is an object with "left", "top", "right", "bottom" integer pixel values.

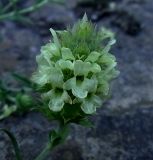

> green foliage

[
  {"left": 0, "top": 0, "right": 65, "bottom": 22},
  {"left": 0, "top": 74, "right": 39, "bottom": 120},
  {"left": 0, "top": 129, "right": 22, "bottom": 160}
]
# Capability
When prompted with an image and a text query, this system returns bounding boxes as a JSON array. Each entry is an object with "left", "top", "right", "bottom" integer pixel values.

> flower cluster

[{"left": 32, "top": 15, "right": 119, "bottom": 114}]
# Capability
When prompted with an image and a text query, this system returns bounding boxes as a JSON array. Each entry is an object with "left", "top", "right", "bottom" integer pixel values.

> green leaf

[
  {"left": 48, "top": 90, "right": 71, "bottom": 112},
  {"left": 12, "top": 73, "right": 34, "bottom": 88},
  {"left": 49, "top": 97, "right": 64, "bottom": 112},
  {"left": 56, "top": 59, "right": 74, "bottom": 70},
  {"left": 36, "top": 105, "right": 58, "bottom": 121},
  {"left": 64, "top": 77, "right": 88, "bottom": 98},
  {"left": 81, "top": 99, "right": 96, "bottom": 114},
  {"left": 82, "top": 77, "right": 97, "bottom": 93},
  {"left": 98, "top": 53, "right": 117, "bottom": 72},
  {"left": 90, "top": 63, "right": 101, "bottom": 73},
  {"left": 33, "top": 66, "right": 64, "bottom": 87},
  {"left": 41, "top": 43, "right": 60, "bottom": 64},
  {"left": 50, "top": 28, "right": 61, "bottom": 48},
  {"left": 78, "top": 118, "right": 93, "bottom": 128},
  {"left": 100, "top": 28, "right": 116, "bottom": 52},
  {"left": 61, "top": 47, "right": 75, "bottom": 60},
  {"left": 79, "top": 95, "right": 102, "bottom": 114},
  {"left": 36, "top": 54, "right": 49, "bottom": 66},
  {"left": 97, "top": 80, "right": 109, "bottom": 95},
  {"left": 82, "top": 13, "right": 88, "bottom": 22},
  {"left": 72, "top": 86, "right": 88, "bottom": 99},
  {"left": 64, "top": 77, "right": 97, "bottom": 98},
  {"left": 85, "top": 51, "right": 101, "bottom": 62},
  {"left": 63, "top": 77, "right": 75, "bottom": 90},
  {"left": 0, "top": 105, "right": 17, "bottom": 121},
  {"left": 0, "top": 129, "right": 22, "bottom": 160},
  {"left": 49, "top": 130, "right": 59, "bottom": 144},
  {"left": 49, "top": 68, "right": 64, "bottom": 88},
  {"left": 74, "top": 60, "right": 91, "bottom": 76},
  {"left": 49, "top": 124, "right": 69, "bottom": 147},
  {"left": 61, "top": 103, "right": 85, "bottom": 122},
  {"left": 92, "top": 95, "right": 102, "bottom": 107}
]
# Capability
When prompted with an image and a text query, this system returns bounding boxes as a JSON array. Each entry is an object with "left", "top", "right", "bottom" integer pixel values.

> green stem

[
  {"left": 34, "top": 142, "right": 52, "bottom": 160},
  {"left": 34, "top": 123, "right": 69, "bottom": 160},
  {"left": 0, "top": 0, "right": 48, "bottom": 21},
  {"left": 18, "top": 0, "right": 49, "bottom": 15}
]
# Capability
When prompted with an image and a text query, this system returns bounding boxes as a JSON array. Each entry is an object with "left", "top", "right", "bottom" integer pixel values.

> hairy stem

[{"left": 34, "top": 123, "right": 69, "bottom": 160}]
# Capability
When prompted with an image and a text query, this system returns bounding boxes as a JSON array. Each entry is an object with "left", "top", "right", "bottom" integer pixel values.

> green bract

[{"left": 32, "top": 15, "right": 119, "bottom": 115}]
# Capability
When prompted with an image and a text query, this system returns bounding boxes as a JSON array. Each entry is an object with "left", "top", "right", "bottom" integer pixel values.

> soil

[{"left": 0, "top": 0, "right": 153, "bottom": 159}]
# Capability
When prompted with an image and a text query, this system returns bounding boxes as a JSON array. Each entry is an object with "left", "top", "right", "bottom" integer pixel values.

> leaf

[
  {"left": 78, "top": 118, "right": 93, "bottom": 128},
  {"left": 82, "top": 78, "right": 97, "bottom": 93},
  {"left": 0, "top": 129, "right": 22, "bottom": 160},
  {"left": 65, "top": 78, "right": 88, "bottom": 98},
  {"left": 41, "top": 43, "right": 60, "bottom": 63},
  {"left": 81, "top": 99, "right": 96, "bottom": 114},
  {"left": 48, "top": 90, "right": 71, "bottom": 112},
  {"left": 49, "top": 130, "right": 58, "bottom": 143},
  {"left": 50, "top": 28, "right": 61, "bottom": 48},
  {"left": 12, "top": 73, "right": 34, "bottom": 88},
  {"left": 48, "top": 67, "right": 64, "bottom": 88},
  {"left": 61, "top": 47, "right": 75, "bottom": 60},
  {"left": 100, "top": 28, "right": 116, "bottom": 52},
  {"left": 90, "top": 63, "right": 101, "bottom": 73},
  {"left": 0, "top": 105, "right": 17, "bottom": 121},
  {"left": 85, "top": 51, "right": 101, "bottom": 62},
  {"left": 33, "top": 66, "right": 64, "bottom": 88},
  {"left": 74, "top": 60, "right": 91, "bottom": 76},
  {"left": 61, "top": 103, "right": 84, "bottom": 122},
  {"left": 49, "top": 125, "right": 69, "bottom": 147},
  {"left": 56, "top": 59, "right": 74, "bottom": 70},
  {"left": 72, "top": 86, "right": 88, "bottom": 99},
  {"left": 49, "top": 130, "right": 62, "bottom": 147},
  {"left": 82, "top": 13, "right": 88, "bottom": 22}
]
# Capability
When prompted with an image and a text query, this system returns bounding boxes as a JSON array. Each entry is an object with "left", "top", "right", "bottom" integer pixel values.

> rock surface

[{"left": 0, "top": 0, "right": 153, "bottom": 159}]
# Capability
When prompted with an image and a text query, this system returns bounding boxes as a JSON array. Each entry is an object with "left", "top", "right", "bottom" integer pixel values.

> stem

[
  {"left": 0, "top": 0, "right": 64, "bottom": 21},
  {"left": 34, "top": 142, "right": 52, "bottom": 160},
  {"left": 18, "top": 0, "right": 49, "bottom": 15},
  {"left": 34, "top": 123, "right": 69, "bottom": 160},
  {"left": 0, "top": 0, "right": 49, "bottom": 21}
]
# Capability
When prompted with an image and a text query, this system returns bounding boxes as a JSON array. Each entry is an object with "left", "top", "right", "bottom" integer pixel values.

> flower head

[{"left": 32, "top": 14, "right": 119, "bottom": 114}]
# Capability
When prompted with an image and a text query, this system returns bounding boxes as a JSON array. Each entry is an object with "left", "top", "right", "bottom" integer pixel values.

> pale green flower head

[{"left": 32, "top": 14, "right": 119, "bottom": 115}]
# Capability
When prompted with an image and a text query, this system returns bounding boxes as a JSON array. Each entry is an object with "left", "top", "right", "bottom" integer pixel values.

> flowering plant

[
  {"left": 0, "top": 14, "right": 119, "bottom": 160},
  {"left": 32, "top": 14, "right": 119, "bottom": 116}
]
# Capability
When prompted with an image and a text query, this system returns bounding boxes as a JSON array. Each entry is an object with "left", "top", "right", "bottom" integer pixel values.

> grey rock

[{"left": 30, "top": 4, "right": 74, "bottom": 36}]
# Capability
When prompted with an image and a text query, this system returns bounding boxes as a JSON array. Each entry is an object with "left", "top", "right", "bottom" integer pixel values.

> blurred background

[{"left": 0, "top": 0, "right": 153, "bottom": 159}]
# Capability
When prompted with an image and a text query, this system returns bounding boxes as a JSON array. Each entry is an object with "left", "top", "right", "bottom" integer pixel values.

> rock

[
  {"left": 29, "top": 4, "right": 74, "bottom": 36},
  {"left": 0, "top": 22, "right": 41, "bottom": 75},
  {"left": 52, "top": 140, "right": 84, "bottom": 160},
  {"left": 112, "top": 10, "right": 142, "bottom": 36}
]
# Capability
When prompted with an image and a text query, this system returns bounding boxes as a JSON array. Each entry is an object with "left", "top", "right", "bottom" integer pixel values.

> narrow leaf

[{"left": 0, "top": 129, "right": 22, "bottom": 160}]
